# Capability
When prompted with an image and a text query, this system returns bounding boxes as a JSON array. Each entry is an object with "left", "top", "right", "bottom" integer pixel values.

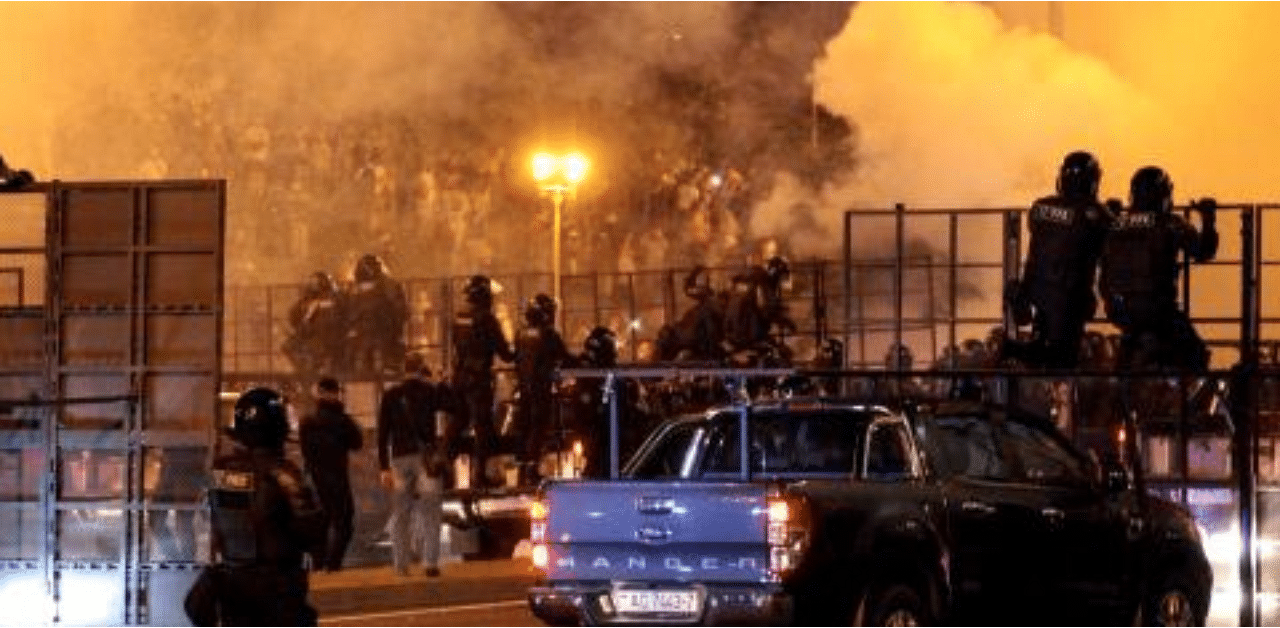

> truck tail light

[
  {"left": 766, "top": 494, "right": 809, "bottom": 578},
  {"left": 530, "top": 500, "right": 549, "bottom": 569}
]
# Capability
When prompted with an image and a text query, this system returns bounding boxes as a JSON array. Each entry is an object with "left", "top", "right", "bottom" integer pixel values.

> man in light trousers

[{"left": 377, "top": 353, "right": 447, "bottom": 577}]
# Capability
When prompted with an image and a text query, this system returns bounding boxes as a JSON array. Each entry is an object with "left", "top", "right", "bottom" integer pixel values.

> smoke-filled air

[{"left": 2, "top": 1, "right": 1279, "bottom": 287}]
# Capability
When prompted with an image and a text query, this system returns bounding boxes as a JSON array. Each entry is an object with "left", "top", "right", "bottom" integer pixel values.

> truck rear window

[{"left": 628, "top": 410, "right": 871, "bottom": 479}]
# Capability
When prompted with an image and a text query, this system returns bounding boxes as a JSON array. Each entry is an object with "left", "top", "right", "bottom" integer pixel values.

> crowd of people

[{"left": 57, "top": 89, "right": 779, "bottom": 288}]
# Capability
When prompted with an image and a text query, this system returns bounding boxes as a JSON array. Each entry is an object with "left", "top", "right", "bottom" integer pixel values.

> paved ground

[{"left": 310, "top": 558, "right": 540, "bottom": 617}]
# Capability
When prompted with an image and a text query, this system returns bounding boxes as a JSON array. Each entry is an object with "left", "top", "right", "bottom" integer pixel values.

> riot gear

[
  {"left": 190, "top": 386, "right": 324, "bottom": 626},
  {"left": 583, "top": 326, "right": 619, "bottom": 367},
  {"left": 1056, "top": 150, "right": 1101, "bottom": 201},
  {"left": 448, "top": 282, "right": 515, "bottom": 489},
  {"left": 1100, "top": 170, "right": 1218, "bottom": 372},
  {"left": 1129, "top": 166, "right": 1174, "bottom": 214},
  {"left": 231, "top": 387, "right": 290, "bottom": 451},
  {"left": 348, "top": 255, "right": 408, "bottom": 373},
  {"left": 513, "top": 299, "right": 571, "bottom": 483},
  {"left": 1002, "top": 151, "right": 1112, "bottom": 369},
  {"left": 354, "top": 254, "right": 386, "bottom": 282},
  {"left": 284, "top": 271, "right": 347, "bottom": 375},
  {"left": 304, "top": 271, "right": 337, "bottom": 297},
  {"left": 765, "top": 256, "right": 790, "bottom": 282},
  {"left": 524, "top": 293, "right": 556, "bottom": 327},
  {"left": 464, "top": 274, "right": 494, "bottom": 306}
]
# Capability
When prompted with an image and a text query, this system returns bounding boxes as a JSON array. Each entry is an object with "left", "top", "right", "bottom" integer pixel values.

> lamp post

[{"left": 531, "top": 152, "right": 588, "bottom": 323}]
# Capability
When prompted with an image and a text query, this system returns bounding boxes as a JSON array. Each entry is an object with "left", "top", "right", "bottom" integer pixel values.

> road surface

[{"left": 321, "top": 599, "right": 537, "bottom": 627}]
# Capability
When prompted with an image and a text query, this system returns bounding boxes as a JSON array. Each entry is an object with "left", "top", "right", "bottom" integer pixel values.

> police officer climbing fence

[
  {"left": 1100, "top": 166, "right": 1218, "bottom": 372},
  {"left": 446, "top": 275, "right": 514, "bottom": 489},
  {"left": 347, "top": 254, "right": 409, "bottom": 375},
  {"left": 283, "top": 272, "right": 347, "bottom": 377},
  {"left": 1004, "top": 150, "right": 1114, "bottom": 370},
  {"left": 186, "top": 388, "right": 326, "bottom": 627},
  {"left": 514, "top": 293, "right": 570, "bottom": 485}
]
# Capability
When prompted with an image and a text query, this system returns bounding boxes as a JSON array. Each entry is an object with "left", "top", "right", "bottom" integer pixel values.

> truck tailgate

[{"left": 542, "top": 481, "right": 772, "bottom": 583}]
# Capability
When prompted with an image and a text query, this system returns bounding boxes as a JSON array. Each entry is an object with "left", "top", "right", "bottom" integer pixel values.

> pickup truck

[{"left": 526, "top": 393, "right": 1212, "bottom": 626}]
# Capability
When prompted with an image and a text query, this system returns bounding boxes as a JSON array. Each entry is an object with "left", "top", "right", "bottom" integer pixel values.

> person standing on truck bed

[
  {"left": 1003, "top": 150, "right": 1114, "bottom": 369},
  {"left": 446, "top": 275, "right": 514, "bottom": 489},
  {"left": 514, "top": 293, "right": 571, "bottom": 485},
  {"left": 299, "top": 376, "right": 363, "bottom": 572},
  {"left": 377, "top": 353, "right": 447, "bottom": 577},
  {"left": 1100, "top": 166, "right": 1218, "bottom": 372}
]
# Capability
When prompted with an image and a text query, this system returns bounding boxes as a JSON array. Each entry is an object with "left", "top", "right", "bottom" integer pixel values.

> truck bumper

[{"left": 529, "top": 582, "right": 793, "bottom": 626}]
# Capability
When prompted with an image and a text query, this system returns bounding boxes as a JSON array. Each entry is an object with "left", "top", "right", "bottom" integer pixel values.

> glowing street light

[{"left": 531, "top": 152, "right": 589, "bottom": 322}]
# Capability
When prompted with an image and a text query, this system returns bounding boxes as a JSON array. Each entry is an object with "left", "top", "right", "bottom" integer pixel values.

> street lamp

[{"left": 531, "top": 152, "right": 589, "bottom": 323}]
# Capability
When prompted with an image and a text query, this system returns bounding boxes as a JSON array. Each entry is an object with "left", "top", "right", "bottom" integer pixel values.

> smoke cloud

[{"left": 754, "top": 1, "right": 1280, "bottom": 260}]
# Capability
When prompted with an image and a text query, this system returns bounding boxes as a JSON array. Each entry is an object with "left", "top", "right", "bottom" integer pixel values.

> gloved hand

[
  {"left": 1004, "top": 279, "right": 1032, "bottom": 326},
  {"left": 1193, "top": 197, "right": 1217, "bottom": 225}
]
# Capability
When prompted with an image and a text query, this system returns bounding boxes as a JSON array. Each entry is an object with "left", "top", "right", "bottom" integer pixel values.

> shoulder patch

[
  {"left": 1032, "top": 202, "right": 1073, "bottom": 225},
  {"left": 212, "top": 469, "right": 254, "bottom": 491}
]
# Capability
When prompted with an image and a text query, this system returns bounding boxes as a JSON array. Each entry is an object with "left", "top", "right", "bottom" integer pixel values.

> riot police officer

[
  {"left": 1004, "top": 151, "right": 1113, "bottom": 369},
  {"left": 513, "top": 294, "right": 571, "bottom": 484},
  {"left": 445, "top": 275, "right": 514, "bottom": 489},
  {"left": 574, "top": 327, "right": 623, "bottom": 478},
  {"left": 347, "top": 254, "right": 408, "bottom": 374},
  {"left": 283, "top": 272, "right": 347, "bottom": 376},
  {"left": 1100, "top": 166, "right": 1218, "bottom": 372},
  {"left": 186, "top": 388, "right": 325, "bottom": 626}
]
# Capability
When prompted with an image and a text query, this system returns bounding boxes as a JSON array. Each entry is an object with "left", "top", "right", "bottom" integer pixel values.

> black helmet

[
  {"left": 583, "top": 326, "right": 618, "bottom": 367},
  {"left": 765, "top": 256, "right": 790, "bottom": 281},
  {"left": 464, "top": 275, "right": 493, "bottom": 306},
  {"left": 1130, "top": 166, "right": 1173, "bottom": 214},
  {"left": 1056, "top": 151, "right": 1101, "bottom": 201},
  {"left": 354, "top": 254, "right": 386, "bottom": 282},
  {"left": 305, "top": 271, "right": 336, "bottom": 296},
  {"left": 534, "top": 293, "right": 556, "bottom": 322},
  {"left": 231, "top": 387, "right": 290, "bottom": 450},
  {"left": 524, "top": 294, "right": 555, "bottom": 327},
  {"left": 886, "top": 342, "right": 913, "bottom": 370}
]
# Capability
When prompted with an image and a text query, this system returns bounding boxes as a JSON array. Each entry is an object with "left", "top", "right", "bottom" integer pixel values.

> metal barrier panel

[{"left": 0, "top": 180, "right": 223, "bottom": 626}]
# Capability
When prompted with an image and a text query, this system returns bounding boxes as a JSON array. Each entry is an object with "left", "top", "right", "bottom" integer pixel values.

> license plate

[{"left": 612, "top": 589, "right": 700, "bottom": 614}]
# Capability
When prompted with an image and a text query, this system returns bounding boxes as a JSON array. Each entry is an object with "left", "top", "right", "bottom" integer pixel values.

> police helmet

[
  {"left": 583, "top": 326, "right": 618, "bottom": 367},
  {"left": 534, "top": 293, "right": 557, "bottom": 322},
  {"left": 524, "top": 295, "right": 555, "bottom": 327},
  {"left": 464, "top": 275, "right": 493, "bottom": 305},
  {"left": 1129, "top": 166, "right": 1173, "bottom": 214},
  {"left": 765, "top": 256, "right": 790, "bottom": 281},
  {"left": 305, "top": 271, "right": 336, "bottom": 296},
  {"left": 1056, "top": 151, "right": 1101, "bottom": 201},
  {"left": 354, "top": 254, "right": 386, "bottom": 282},
  {"left": 231, "top": 387, "right": 290, "bottom": 450},
  {"left": 886, "top": 342, "right": 913, "bottom": 370}
]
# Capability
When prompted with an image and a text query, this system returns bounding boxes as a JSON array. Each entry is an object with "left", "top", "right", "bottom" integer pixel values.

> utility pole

[{"left": 1048, "top": 1, "right": 1064, "bottom": 39}]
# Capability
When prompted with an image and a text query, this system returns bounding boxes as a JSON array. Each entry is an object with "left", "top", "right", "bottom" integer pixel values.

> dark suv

[{"left": 528, "top": 397, "right": 1212, "bottom": 626}]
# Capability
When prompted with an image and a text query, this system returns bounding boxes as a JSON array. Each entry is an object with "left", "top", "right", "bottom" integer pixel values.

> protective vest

[
  {"left": 515, "top": 325, "right": 565, "bottom": 386},
  {"left": 1024, "top": 197, "right": 1110, "bottom": 299},
  {"left": 209, "top": 450, "right": 325, "bottom": 566},
  {"left": 452, "top": 308, "right": 506, "bottom": 378},
  {"left": 1100, "top": 212, "right": 1183, "bottom": 303}
]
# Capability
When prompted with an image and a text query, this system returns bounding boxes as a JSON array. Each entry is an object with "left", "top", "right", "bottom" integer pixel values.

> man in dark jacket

[
  {"left": 377, "top": 353, "right": 446, "bottom": 577},
  {"left": 185, "top": 387, "right": 325, "bottom": 626},
  {"left": 299, "top": 377, "right": 363, "bottom": 572}
]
